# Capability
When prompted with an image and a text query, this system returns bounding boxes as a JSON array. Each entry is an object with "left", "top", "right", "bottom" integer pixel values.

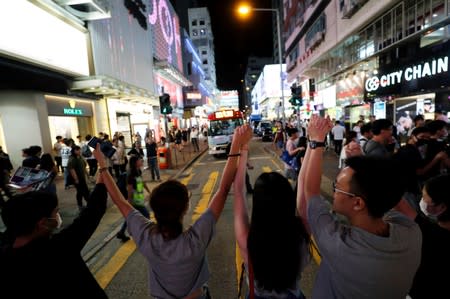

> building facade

[
  {"left": 188, "top": 7, "right": 218, "bottom": 93},
  {"left": 284, "top": 0, "right": 450, "bottom": 134}
]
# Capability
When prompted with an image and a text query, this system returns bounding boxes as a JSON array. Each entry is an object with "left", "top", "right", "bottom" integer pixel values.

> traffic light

[
  {"left": 289, "top": 86, "right": 303, "bottom": 106},
  {"left": 159, "top": 93, "right": 173, "bottom": 114}
]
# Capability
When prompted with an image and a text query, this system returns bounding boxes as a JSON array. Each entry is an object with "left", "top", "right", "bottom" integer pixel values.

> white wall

[{"left": 0, "top": 91, "right": 50, "bottom": 169}]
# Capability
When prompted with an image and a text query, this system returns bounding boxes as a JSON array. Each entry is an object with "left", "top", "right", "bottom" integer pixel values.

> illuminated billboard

[
  {"left": 148, "top": 0, "right": 183, "bottom": 72},
  {"left": 218, "top": 90, "right": 239, "bottom": 108},
  {"left": 155, "top": 73, "right": 183, "bottom": 108}
]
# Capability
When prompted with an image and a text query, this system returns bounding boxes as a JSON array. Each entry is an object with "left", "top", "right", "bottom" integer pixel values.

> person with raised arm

[
  {"left": 234, "top": 136, "right": 310, "bottom": 298},
  {"left": 297, "top": 115, "right": 421, "bottom": 299},
  {"left": 93, "top": 125, "right": 253, "bottom": 299}
]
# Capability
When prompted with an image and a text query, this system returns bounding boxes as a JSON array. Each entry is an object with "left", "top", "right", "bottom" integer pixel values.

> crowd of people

[{"left": 0, "top": 112, "right": 449, "bottom": 298}]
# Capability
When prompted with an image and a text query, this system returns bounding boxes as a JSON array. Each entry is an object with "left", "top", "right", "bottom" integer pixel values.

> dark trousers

[
  {"left": 55, "top": 156, "right": 62, "bottom": 172},
  {"left": 334, "top": 140, "right": 343, "bottom": 155},
  {"left": 113, "top": 164, "right": 126, "bottom": 179},
  {"left": 191, "top": 138, "right": 200, "bottom": 151},
  {"left": 87, "top": 159, "right": 98, "bottom": 177},
  {"left": 75, "top": 181, "right": 90, "bottom": 208},
  {"left": 119, "top": 205, "right": 150, "bottom": 234},
  {"left": 148, "top": 157, "right": 160, "bottom": 180}
]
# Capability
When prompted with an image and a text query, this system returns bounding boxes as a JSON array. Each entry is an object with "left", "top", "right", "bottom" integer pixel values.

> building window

[
  {"left": 203, "top": 59, "right": 208, "bottom": 65},
  {"left": 199, "top": 19, "right": 205, "bottom": 25},
  {"left": 192, "top": 20, "right": 197, "bottom": 26},
  {"left": 305, "top": 14, "right": 326, "bottom": 50},
  {"left": 192, "top": 29, "right": 198, "bottom": 36},
  {"left": 200, "top": 29, "right": 206, "bottom": 35},
  {"left": 187, "top": 62, "right": 192, "bottom": 75},
  {"left": 202, "top": 50, "right": 207, "bottom": 55}
]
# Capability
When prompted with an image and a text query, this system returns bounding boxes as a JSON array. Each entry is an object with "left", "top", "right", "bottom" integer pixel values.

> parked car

[
  {"left": 261, "top": 127, "right": 273, "bottom": 142},
  {"left": 256, "top": 121, "right": 272, "bottom": 137}
]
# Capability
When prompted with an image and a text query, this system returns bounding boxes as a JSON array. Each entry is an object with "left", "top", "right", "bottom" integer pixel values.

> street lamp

[{"left": 237, "top": 3, "right": 286, "bottom": 124}]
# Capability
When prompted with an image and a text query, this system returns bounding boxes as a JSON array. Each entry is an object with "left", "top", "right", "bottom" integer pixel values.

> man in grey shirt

[
  {"left": 297, "top": 115, "right": 421, "bottom": 299},
  {"left": 363, "top": 119, "right": 393, "bottom": 157}
]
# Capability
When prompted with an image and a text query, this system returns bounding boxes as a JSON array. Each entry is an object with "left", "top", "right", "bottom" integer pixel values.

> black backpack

[{"left": 81, "top": 144, "right": 92, "bottom": 158}]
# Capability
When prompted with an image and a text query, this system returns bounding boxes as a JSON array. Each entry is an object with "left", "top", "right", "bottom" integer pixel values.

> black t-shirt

[
  {"left": 0, "top": 184, "right": 108, "bottom": 299},
  {"left": 409, "top": 215, "right": 450, "bottom": 299},
  {"left": 424, "top": 139, "right": 446, "bottom": 178},
  {"left": 22, "top": 156, "right": 40, "bottom": 168},
  {"left": 146, "top": 142, "right": 157, "bottom": 157},
  {"left": 394, "top": 145, "right": 424, "bottom": 194}
]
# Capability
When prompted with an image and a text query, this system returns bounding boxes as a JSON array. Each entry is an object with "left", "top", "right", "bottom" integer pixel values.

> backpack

[{"left": 81, "top": 144, "right": 92, "bottom": 158}]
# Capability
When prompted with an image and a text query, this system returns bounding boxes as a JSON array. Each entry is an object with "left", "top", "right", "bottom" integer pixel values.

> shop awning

[
  {"left": 70, "top": 75, "right": 159, "bottom": 106},
  {"left": 154, "top": 60, "right": 192, "bottom": 87}
]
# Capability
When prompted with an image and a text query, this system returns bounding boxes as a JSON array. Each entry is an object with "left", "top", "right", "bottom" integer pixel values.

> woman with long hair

[
  {"left": 234, "top": 143, "right": 311, "bottom": 298},
  {"left": 116, "top": 155, "right": 151, "bottom": 242},
  {"left": 94, "top": 125, "right": 253, "bottom": 298}
]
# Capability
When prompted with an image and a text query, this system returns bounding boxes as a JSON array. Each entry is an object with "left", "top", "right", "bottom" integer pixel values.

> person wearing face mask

[
  {"left": 395, "top": 174, "right": 450, "bottom": 299},
  {"left": 0, "top": 149, "right": 108, "bottom": 299}
]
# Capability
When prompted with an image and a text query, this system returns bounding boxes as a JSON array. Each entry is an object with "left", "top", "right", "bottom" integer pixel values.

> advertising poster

[{"left": 373, "top": 102, "right": 386, "bottom": 120}]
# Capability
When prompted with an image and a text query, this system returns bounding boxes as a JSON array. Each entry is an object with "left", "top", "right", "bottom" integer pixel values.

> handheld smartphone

[{"left": 87, "top": 136, "right": 100, "bottom": 149}]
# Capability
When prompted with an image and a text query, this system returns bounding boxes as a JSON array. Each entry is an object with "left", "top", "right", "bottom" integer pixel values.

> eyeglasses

[{"left": 332, "top": 182, "right": 356, "bottom": 197}]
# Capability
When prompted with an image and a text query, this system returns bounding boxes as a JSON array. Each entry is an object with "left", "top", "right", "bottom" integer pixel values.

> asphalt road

[{"left": 89, "top": 139, "right": 327, "bottom": 299}]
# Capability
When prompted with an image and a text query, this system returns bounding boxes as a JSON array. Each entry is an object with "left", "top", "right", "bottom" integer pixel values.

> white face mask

[
  {"left": 55, "top": 212, "right": 63, "bottom": 229},
  {"left": 419, "top": 198, "right": 443, "bottom": 219}
]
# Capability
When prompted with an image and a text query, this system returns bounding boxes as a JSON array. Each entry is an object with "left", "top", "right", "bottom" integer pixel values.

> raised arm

[
  {"left": 296, "top": 116, "right": 332, "bottom": 233},
  {"left": 233, "top": 141, "right": 250, "bottom": 264},
  {"left": 93, "top": 144, "right": 134, "bottom": 218},
  {"left": 208, "top": 125, "right": 253, "bottom": 221}
]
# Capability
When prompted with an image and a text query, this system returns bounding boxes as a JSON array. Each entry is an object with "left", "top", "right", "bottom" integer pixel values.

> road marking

[
  {"left": 192, "top": 171, "right": 219, "bottom": 223},
  {"left": 95, "top": 241, "right": 137, "bottom": 289},
  {"left": 236, "top": 243, "right": 245, "bottom": 299},
  {"left": 262, "top": 166, "right": 272, "bottom": 173}
]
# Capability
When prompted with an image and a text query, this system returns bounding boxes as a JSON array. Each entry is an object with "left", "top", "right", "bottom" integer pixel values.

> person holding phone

[{"left": 93, "top": 125, "right": 253, "bottom": 298}]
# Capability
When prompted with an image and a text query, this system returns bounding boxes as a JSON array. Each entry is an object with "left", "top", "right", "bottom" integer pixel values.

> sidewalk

[{"left": 0, "top": 140, "right": 208, "bottom": 261}]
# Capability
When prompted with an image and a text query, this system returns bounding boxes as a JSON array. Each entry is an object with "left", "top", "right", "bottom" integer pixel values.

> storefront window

[
  {"left": 432, "top": 0, "right": 445, "bottom": 22},
  {"left": 395, "top": 6, "right": 403, "bottom": 42}
]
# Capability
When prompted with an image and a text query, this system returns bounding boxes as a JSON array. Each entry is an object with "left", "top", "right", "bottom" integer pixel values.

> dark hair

[
  {"left": 426, "top": 120, "right": 447, "bottom": 134},
  {"left": 1, "top": 191, "right": 58, "bottom": 237},
  {"left": 71, "top": 145, "right": 81, "bottom": 156},
  {"left": 413, "top": 115, "right": 424, "bottom": 123},
  {"left": 287, "top": 128, "right": 298, "bottom": 137},
  {"left": 29, "top": 146, "right": 42, "bottom": 156},
  {"left": 150, "top": 180, "right": 189, "bottom": 240},
  {"left": 85, "top": 134, "right": 92, "bottom": 141},
  {"left": 248, "top": 172, "right": 310, "bottom": 292},
  {"left": 345, "top": 131, "right": 358, "bottom": 145},
  {"left": 56, "top": 136, "right": 62, "bottom": 140},
  {"left": 297, "top": 136, "right": 307, "bottom": 148},
  {"left": 424, "top": 174, "right": 450, "bottom": 222},
  {"left": 411, "top": 126, "right": 430, "bottom": 137},
  {"left": 345, "top": 156, "right": 405, "bottom": 218},
  {"left": 371, "top": 119, "right": 393, "bottom": 135},
  {"left": 360, "top": 123, "right": 372, "bottom": 135},
  {"left": 128, "top": 155, "right": 142, "bottom": 179},
  {"left": 39, "top": 153, "right": 55, "bottom": 172}
]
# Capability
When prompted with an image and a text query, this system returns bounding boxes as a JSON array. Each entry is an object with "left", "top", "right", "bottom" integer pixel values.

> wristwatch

[{"left": 309, "top": 140, "right": 326, "bottom": 149}]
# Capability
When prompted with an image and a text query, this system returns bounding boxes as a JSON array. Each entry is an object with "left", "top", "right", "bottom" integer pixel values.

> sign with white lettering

[
  {"left": 365, "top": 56, "right": 448, "bottom": 92},
  {"left": 63, "top": 108, "right": 84, "bottom": 116}
]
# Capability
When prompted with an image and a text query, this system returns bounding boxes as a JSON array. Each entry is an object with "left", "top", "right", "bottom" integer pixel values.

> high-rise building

[
  {"left": 244, "top": 56, "right": 273, "bottom": 108},
  {"left": 272, "top": 0, "right": 285, "bottom": 64},
  {"left": 283, "top": 0, "right": 450, "bottom": 127},
  {"left": 188, "top": 7, "right": 217, "bottom": 91}
]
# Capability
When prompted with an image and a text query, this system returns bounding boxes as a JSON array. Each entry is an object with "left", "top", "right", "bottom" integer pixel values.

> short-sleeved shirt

[
  {"left": 307, "top": 195, "right": 421, "bottom": 299},
  {"left": 127, "top": 208, "right": 216, "bottom": 298},
  {"left": 363, "top": 139, "right": 389, "bottom": 157},
  {"left": 331, "top": 125, "right": 345, "bottom": 140},
  {"left": 67, "top": 156, "right": 87, "bottom": 183},
  {"left": 409, "top": 215, "right": 450, "bottom": 299}
]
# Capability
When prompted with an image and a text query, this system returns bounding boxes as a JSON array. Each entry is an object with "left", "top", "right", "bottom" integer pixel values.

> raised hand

[
  {"left": 92, "top": 143, "right": 107, "bottom": 168},
  {"left": 308, "top": 115, "right": 332, "bottom": 141}
]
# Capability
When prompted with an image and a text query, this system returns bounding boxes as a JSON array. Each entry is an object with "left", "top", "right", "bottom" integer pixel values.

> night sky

[{"left": 197, "top": 0, "right": 274, "bottom": 90}]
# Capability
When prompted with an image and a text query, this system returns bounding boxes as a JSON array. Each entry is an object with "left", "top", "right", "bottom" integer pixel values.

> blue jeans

[
  {"left": 148, "top": 157, "right": 160, "bottom": 180},
  {"left": 63, "top": 167, "right": 70, "bottom": 187}
]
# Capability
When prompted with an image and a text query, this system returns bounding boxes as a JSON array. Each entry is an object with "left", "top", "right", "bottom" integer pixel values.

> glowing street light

[
  {"left": 236, "top": 3, "right": 286, "bottom": 124},
  {"left": 237, "top": 4, "right": 251, "bottom": 16}
]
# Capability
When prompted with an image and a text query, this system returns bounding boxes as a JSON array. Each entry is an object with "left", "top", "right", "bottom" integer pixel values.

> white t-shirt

[
  {"left": 60, "top": 144, "right": 71, "bottom": 167},
  {"left": 331, "top": 125, "right": 346, "bottom": 140}
]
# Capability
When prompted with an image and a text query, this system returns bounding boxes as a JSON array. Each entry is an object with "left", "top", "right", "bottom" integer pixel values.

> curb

[{"left": 83, "top": 147, "right": 207, "bottom": 262}]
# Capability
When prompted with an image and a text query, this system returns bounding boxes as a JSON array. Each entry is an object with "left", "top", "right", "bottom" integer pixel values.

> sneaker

[
  {"left": 156, "top": 178, "right": 162, "bottom": 182},
  {"left": 116, "top": 232, "right": 130, "bottom": 242}
]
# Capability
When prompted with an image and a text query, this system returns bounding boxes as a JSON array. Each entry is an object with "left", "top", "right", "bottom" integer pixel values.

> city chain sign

[{"left": 365, "top": 56, "right": 449, "bottom": 92}]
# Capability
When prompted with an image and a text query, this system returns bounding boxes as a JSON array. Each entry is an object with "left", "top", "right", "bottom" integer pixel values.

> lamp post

[{"left": 237, "top": 4, "right": 286, "bottom": 124}]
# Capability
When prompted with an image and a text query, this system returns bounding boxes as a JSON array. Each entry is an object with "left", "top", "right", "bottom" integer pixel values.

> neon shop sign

[{"left": 365, "top": 56, "right": 448, "bottom": 92}]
